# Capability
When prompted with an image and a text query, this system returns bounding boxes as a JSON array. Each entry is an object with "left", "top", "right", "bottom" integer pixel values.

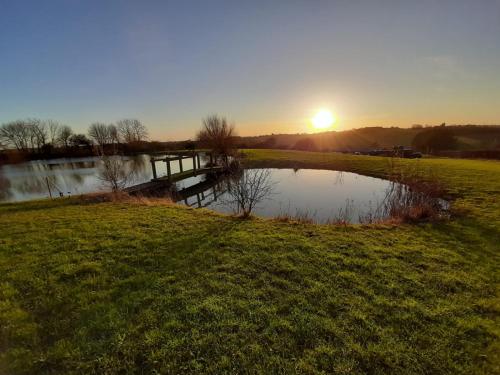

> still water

[
  {"left": 180, "top": 168, "right": 395, "bottom": 223},
  {"left": 0, "top": 155, "right": 398, "bottom": 223},
  {"left": 0, "top": 154, "right": 194, "bottom": 202}
]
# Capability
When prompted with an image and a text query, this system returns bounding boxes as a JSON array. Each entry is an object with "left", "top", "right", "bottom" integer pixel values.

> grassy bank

[{"left": 1, "top": 150, "right": 499, "bottom": 374}]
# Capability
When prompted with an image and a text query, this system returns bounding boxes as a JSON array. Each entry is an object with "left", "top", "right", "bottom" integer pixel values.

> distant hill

[
  {"left": 152, "top": 124, "right": 500, "bottom": 157},
  {"left": 3, "top": 124, "right": 499, "bottom": 164},
  {"left": 231, "top": 125, "right": 500, "bottom": 153}
]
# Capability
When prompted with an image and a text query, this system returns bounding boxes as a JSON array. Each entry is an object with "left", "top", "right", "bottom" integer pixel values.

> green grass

[{"left": 1, "top": 150, "right": 499, "bottom": 374}]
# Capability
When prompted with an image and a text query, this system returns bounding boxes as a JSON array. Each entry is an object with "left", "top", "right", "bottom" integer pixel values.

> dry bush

[
  {"left": 380, "top": 181, "right": 448, "bottom": 223},
  {"left": 364, "top": 159, "right": 449, "bottom": 224},
  {"left": 327, "top": 200, "right": 355, "bottom": 225},
  {"left": 98, "top": 155, "right": 133, "bottom": 192},
  {"left": 322, "top": 161, "right": 449, "bottom": 225},
  {"left": 275, "top": 201, "right": 317, "bottom": 223},
  {"left": 222, "top": 169, "right": 274, "bottom": 218},
  {"left": 275, "top": 208, "right": 316, "bottom": 224}
]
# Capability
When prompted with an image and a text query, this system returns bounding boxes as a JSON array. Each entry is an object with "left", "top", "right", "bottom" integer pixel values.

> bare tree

[
  {"left": 0, "top": 120, "right": 30, "bottom": 151},
  {"left": 117, "top": 119, "right": 148, "bottom": 143},
  {"left": 26, "top": 120, "right": 37, "bottom": 151},
  {"left": 46, "top": 120, "right": 61, "bottom": 146},
  {"left": 117, "top": 119, "right": 134, "bottom": 143},
  {"left": 197, "top": 115, "right": 236, "bottom": 160},
  {"left": 28, "top": 119, "right": 48, "bottom": 152},
  {"left": 131, "top": 119, "right": 148, "bottom": 142},
  {"left": 222, "top": 169, "right": 274, "bottom": 218},
  {"left": 109, "top": 124, "right": 120, "bottom": 145},
  {"left": 88, "top": 122, "right": 114, "bottom": 149},
  {"left": 98, "top": 155, "right": 132, "bottom": 192},
  {"left": 58, "top": 125, "right": 73, "bottom": 148}
]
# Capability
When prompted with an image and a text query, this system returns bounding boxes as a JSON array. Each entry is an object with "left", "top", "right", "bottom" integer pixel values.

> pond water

[
  {"left": 0, "top": 155, "right": 404, "bottom": 223},
  {"left": 177, "top": 168, "right": 398, "bottom": 223},
  {"left": 0, "top": 154, "right": 194, "bottom": 202}
]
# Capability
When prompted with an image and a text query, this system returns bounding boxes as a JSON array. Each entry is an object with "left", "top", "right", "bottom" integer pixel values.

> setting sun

[{"left": 312, "top": 109, "right": 335, "bottom": 130}]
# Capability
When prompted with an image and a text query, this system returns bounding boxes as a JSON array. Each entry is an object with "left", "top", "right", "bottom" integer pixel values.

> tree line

[{"left": 0, "top": 118, "right": 148, "bottom": 153}]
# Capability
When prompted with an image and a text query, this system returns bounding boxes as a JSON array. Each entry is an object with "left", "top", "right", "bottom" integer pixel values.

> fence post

[
  {"left": 166, "top": 159, "right": 171, "bottom": 181},
  {"left": 150, "top": 158, "right": 157, "bottom": 179}
]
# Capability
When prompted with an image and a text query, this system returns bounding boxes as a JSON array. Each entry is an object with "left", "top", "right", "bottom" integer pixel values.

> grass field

[{"left": 1, "top": 150, "right": 499, "bottom": 374}]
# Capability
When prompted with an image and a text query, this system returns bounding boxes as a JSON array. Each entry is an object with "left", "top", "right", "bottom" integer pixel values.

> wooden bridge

[{"left": 125, "top": 151, "right": 225, "bottom": 195}]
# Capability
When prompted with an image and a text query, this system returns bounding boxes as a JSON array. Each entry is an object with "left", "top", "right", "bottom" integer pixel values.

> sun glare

[{"left": 312, "top": 109, "right": 335, "bottom": 130}]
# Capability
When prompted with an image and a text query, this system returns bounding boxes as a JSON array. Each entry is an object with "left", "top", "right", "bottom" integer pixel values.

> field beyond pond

[{"left": 1, "top": 150, "right": 499, "bottom": 374}]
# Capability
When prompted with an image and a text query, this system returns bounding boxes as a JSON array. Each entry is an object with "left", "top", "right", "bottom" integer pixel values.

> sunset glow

[{"left": 312, "top": 110, "right": 335, "bottom": 130}]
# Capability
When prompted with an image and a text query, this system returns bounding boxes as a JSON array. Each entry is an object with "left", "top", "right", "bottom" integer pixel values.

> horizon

[
  {"left": 177, "top": 123, "right": 500, "bottom": 143},
  {"left": 1, "top": 1, "right": 500, "bottom": 140}
]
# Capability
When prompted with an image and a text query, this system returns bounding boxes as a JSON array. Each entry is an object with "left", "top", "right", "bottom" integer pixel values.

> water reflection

[
  {"left": 0, "top": 153, "right": 215, "bottom": 203},
  {"left": 0, "top": 169, "right": 12, "bottom": 201},
  {"left": 173, "top": 175, "right": 228, "bottom": 208},
  {"left": 1, "top": 159, "right": 439, "bottom": 224},
  {"left": 171, "top": 168, "right": 405, "bottom": 223},
  {"left": 0, "top": 155, "right": 156, "bottom": 202}
]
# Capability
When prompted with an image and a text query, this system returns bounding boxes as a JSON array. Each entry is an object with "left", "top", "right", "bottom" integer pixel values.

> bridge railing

[{"left": 149, "top": 151, "right": 217, "bottom": 181}]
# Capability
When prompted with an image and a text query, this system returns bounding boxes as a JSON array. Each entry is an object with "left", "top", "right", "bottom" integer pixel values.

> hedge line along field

[{"left": 0, "top": 150, "right": 499, "bottom": 374}]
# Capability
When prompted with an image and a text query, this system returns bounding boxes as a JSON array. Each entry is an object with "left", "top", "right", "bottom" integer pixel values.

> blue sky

[{"left": 1, "top": 0, "right": 499, "bottom": 139}]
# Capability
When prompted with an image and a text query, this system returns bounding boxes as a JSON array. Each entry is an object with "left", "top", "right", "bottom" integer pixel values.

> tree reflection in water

[
  {"left": 0, "top": 154, "right": 154, "bottom": 202},
  {"left": 0, "top": 169, "right": 12, "bottom": 201}
]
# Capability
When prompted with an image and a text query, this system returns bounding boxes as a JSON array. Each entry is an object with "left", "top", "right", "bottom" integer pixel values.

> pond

[
  {"left": 0, "top": 155, "right": 405, "bottom": 223},
  {"left": 175, "top": 168, "right": 401, "bottom": 223}
]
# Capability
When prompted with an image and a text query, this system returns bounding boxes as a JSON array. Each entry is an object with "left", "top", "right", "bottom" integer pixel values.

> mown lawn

[{"left": 0, "top": 150, "right": 499, "bottom": 374}]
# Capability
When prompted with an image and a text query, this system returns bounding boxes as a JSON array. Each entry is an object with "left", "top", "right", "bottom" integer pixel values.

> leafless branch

[
  {"left": 97, "top": 154, "right": 133, "bottom": 192},
  {"left": 222, "top": 169, "right": 274, "bottom": 217}
]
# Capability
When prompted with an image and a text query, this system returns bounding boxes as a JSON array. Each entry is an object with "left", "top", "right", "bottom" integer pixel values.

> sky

[{"left": 1, "top": 0, "right": 499, "bottom": 140}]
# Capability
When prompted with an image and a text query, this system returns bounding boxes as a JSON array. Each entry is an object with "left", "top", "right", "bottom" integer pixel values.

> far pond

[{"left": 0, "top": 154, "right": 401, "bottom": 223}]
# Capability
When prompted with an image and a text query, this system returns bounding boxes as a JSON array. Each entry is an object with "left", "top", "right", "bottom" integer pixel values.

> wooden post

[
  {"left": 193, "top": 155, "right": 197, "bottom": 174},
  {"left": 45, "top": 177, "right": 53, "bottom": 199},
  {"left": 209, "top": 153, "right": 213, "bottom": 166},
  {"left": 197, "top": 153, "right": 201, "bottom": 169},
  {"left": 166, "top": 159, "right": 171, "bottom": 181},
  {"left": 213, "top": 186, "right": 217, "bottom": 201},
  {"left": 201, "top": 191, "right": 205, "bottom": 200},
  {"left": 196, "top": 193, "right": 201, "bottom": 208},
  {"left": 179, "top": 158, "right": 183, "bottom": 173},
  {"left": 150, "top": 158, "right": 157, "bottom": 180}
]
